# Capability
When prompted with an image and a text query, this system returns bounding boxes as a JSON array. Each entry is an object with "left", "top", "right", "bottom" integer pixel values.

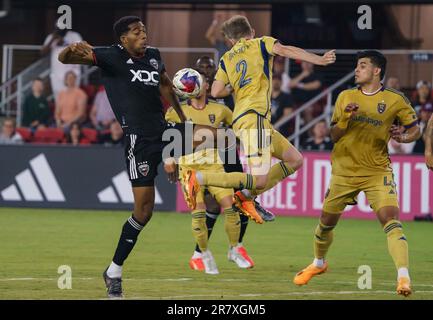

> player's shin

[
  {"left": 109, "top": 215, "right": 145, "bottom": 278},
  {"left": 224, "top": 207, "right": 241, "bottom": 247},
  {"left": 191, "top": 210, "right": 209, "bottom": 252},
  {"left": 250, "top": 161, "right": 296, "bottom": 196},
  {"left": 313, "top": 222, "right": 335, "bottom": 266},
  {"left": 197, "top": 171, "right": 257, "bottom": 190},
  {"left": 194, "top": 210, "right": 219, "bottom": 253},
  {"left": 384, "top": 219, "right": 409, "bottom": 278}
]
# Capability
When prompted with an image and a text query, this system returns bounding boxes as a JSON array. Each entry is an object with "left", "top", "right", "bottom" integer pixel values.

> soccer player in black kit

[{"left": 58, "top": 16, "right": 188, "bottom": 298}]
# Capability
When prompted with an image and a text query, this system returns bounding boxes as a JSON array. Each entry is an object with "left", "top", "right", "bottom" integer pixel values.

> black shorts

[{"left": 124, "top": 122, "right": 189, "bottom": 187}]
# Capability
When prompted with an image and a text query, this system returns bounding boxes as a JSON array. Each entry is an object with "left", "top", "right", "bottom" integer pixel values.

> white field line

[
  {"left": 126, "top": 290, "right": 433, "bottom": 300},
  {"left": 1, "top": 277, "right": 432, "bottom": 288}
]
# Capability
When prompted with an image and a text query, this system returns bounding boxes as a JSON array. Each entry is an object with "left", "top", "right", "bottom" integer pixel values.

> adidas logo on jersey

[
  {"left": 126, "top": 58, "right": 134, "bottom": 64},
  {"left": 130, "top": 69, "right": 159, "bottom": 85},
  {"left": 0, "top": 154, "right": 65, "bottom": 202}
]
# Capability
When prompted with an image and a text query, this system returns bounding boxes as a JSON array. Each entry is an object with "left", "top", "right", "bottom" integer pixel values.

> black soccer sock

[
  {"left": 112, "top": 215, "right": 144, "bottom": 266},
  {"left": 239, "top": 213, "right": 249, "bottom": 243},
  {"left": 194, "top": 211, "right": 219, "bottom": 253}
]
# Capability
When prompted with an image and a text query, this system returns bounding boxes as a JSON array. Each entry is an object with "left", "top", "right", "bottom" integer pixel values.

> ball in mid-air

[{"left": 172, "top": 68, "right": 203, "bottom": 99}]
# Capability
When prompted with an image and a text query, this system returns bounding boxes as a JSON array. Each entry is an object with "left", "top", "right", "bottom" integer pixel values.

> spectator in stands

[
  {"left": 301, "top": 120, "right": 333, "bottom": 151},
  {"left": 412, "top": 80, "right": 433, "bottom": 114},
  {"left": 272, "top": 56, "right": 291, "bottom": 94},
  {"left": 271, "top": 74, "right": 295, "bottom": 136},
  {"left": 64, "top": 122, "right": 90, "bottom": 146},
  {"left": 99, "top": 121, "right": 124, "bottom": 147},
  {"left": 41, "top": 24, "right": 82, "bottom": 100},
  {"left": 55, "top": 71, "right": 88, "bottom": 130},
  {"left": 412, "top": 102, "right": 433, "bottom": 154},
  {"left": 0, "top": 118, "right": 23, "bottom": 145},
  {"left": 90, "top": 87, "right": 115, "bottom": 130},
  {"left": 205, "top": 12, "right": 232, "bottom": 60},
  {"left": 290, "top": 61, "right": 323, "bottom": 123},
  {"left": 22, "top": 78, "right": 51, "bottom": 131},
  {"left": 386, "top": 76, "right": 400, "bottom": 90}
]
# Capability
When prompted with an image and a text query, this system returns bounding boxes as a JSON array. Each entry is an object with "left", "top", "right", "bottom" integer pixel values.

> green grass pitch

[{"left": 0, "top": 207, "right": 432, "bottom": 300}]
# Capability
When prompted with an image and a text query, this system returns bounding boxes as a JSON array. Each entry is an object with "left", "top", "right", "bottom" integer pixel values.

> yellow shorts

[
  {"left": 323, "top": 173, "right": 399, "bottom": 213},
  {"left": 179, "top": 162, "right": 233, "bottom": 204},
  {"left": 233, "top": 112, "right": 293, "bottom": 174}
]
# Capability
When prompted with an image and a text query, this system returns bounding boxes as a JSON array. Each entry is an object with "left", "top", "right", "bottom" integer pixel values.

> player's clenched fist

[
  {"left": 71, "top": 41, "right": 93, "bottom": 57},
  {"left": 321, "top": 50, "right": 336, "bottom": 66},
  {"left": 343, "top": 103, "right": 359, "bottom": 119},
  {"left": 336, "top": 103, "right": 358, "bottom": 130}
]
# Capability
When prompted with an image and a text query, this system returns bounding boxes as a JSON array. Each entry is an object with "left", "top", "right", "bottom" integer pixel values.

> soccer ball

[{"left": 172, "top": 68, "right": 203, "bottom": 99}]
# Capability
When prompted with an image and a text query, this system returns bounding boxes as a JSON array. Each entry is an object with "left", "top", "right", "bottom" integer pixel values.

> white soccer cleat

[
  {"left": 201, "top": 250, "right": 219, "bottom": 275},
  {"left": 227, "top": 245, "right": 253, "bottom": 269}
]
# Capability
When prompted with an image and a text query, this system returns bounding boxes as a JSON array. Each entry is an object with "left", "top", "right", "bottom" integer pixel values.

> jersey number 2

[{"left": 236, "top": 60, "right": 252, "bottom": 88}]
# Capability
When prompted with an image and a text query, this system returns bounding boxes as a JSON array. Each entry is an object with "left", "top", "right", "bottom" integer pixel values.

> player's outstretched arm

[
  {"left": 159, "top": 72, "right": 187, "bottom": 122},
  {"left": 330, "top": 103, "right": 358, "bottom": 143},
  {"left": 425, "top": 114, "right": 433, "bottom": 170},
  {"left": 211, "top": 80, "right": 233, "bottom": 98},
  {"left": 58, "top": 41, "right": 94, "bottom": 65},
  {"left": 272, "top": 42, "right": 336, "bottom": 66}
]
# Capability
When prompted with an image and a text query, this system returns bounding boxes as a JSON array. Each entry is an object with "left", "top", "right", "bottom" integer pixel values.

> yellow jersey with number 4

[
  {"left": 330, "top": 86, "right": 418, "bottom": 176},
  {"left": 214, "top": 36, "right": 278, "bottom": 124}
]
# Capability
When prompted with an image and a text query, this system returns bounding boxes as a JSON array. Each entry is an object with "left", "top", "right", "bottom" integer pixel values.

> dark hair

[
  {"left": 357, "top": 50, "right": 387, "bottom": 79},
  {"left": 33, "top": 77, "right": 43, "bottom": 82},
  {"left": 113, "top": 16, "right": 141, "bottom": 43},
  {"left": 196, "top": 56, "right": 215, "bottom": 68},
  {"left": 66, "top": 122, "right": 84, "bottom": 143}
]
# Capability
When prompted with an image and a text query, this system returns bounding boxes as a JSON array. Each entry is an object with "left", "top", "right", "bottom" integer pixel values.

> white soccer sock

[
  {"left": 397, "top": 267, "right": 410, "bottom": 280},
  {"left": 313, "top": 258, "right": 324, "bottom": 268},
  {"left": 107, "top": 261, "right": 122, "bottom": 278},
  {"left": 192, "top": 251, "right": 202, "bottom": 259}
]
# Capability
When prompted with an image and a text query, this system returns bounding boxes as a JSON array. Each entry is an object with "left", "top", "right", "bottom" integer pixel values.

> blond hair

[{"left": 221, "top": 15, "right": 253, "bottom": 41}]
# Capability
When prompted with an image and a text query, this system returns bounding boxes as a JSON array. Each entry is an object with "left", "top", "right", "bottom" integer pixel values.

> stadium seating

[
  {"left": 15, "top": 127, "right": 32, "bottom": 142},
  {"left": 81, "top": 128, "right": 98, "bottom": 143},
  {"left": 33, "top": 128, "right": 65, "bottom": 144}
]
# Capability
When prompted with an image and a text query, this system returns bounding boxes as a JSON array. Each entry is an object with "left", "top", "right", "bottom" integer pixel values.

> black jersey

[{"left": 92, "top": 44, "right": 166, "bottom": 137}]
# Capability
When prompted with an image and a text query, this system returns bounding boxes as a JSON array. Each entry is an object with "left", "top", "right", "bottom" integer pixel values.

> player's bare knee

[
  {"left": 292, "top": 154, "right": 304, "bottom": 171},
  {"left": 134, "top": 202, "right": 154, "bottom": 225},
  {"left": 255, "top": 175, "right": 268, "bottom": 190}
]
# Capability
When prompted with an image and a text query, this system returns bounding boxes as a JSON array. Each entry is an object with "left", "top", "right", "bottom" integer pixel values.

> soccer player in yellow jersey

[
  {"left": 293, "top": 50, "right": 421, "bottom": 297},
  {"left": 165, "top": 73, "right": 254, "bottom": 274},
  {"left": 181, "top": 15, "right": 336, "bottom": 224}
]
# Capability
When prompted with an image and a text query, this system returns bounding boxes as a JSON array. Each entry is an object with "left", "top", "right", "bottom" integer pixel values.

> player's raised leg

[
  {"left": 377, "top": 206, "right": 411, "bottom": 296},
  {"left": 103, "top": 186, "right": 154, "bottom": 298}
]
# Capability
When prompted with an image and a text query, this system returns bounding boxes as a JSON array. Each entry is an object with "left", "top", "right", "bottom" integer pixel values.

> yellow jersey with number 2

[{"left": 214, "top": 36, "right": 278, "bottom": 124}]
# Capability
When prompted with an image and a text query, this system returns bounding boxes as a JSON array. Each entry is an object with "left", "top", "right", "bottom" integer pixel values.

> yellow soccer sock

[
  {"left": 314, "top": 222, "right": 335, "bottom": 259},
  {"left": 384, "top": 220, "right": 409, "bottom": 271},
  {"left": 252, "top": 161, "right": 296, "bottom": 196},
  {"left": 191, "top": 210, "right": 208, "bottom": 252},
  {"left": 223, "top": 207, "right": 241, "bottom": 247},
  {"left": 199, "top": 172, "right": 256, "bottom": 190}
]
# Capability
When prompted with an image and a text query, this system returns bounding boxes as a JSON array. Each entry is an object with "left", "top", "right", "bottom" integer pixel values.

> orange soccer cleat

[
  {"left": 181, "top": 170, "right": 201, "bottom": 210},
  {"left": 293, "top": 262, "right": 328, "bottom": 286},
  {"left": 397, "top": 277, "right": 412, "bottom": 297},
  {"left": 233, "top": 191, "right": 264, "bottom": 224},
  {"left": 189, "top": 256, "right": 205, "bottom": 271}
]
